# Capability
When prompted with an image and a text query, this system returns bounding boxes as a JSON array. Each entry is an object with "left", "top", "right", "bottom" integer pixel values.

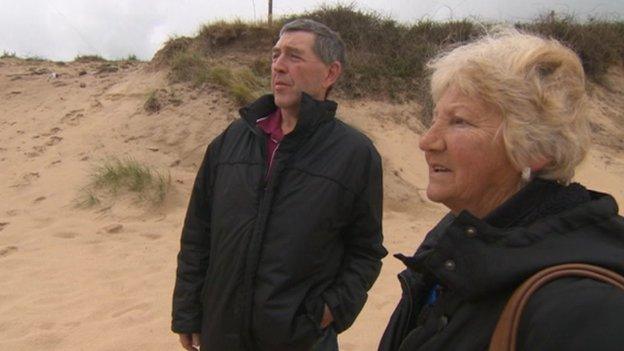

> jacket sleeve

[
  {"left": 517, "top": 277, "right": 624, "bottom": 351},
  {"left": 321, "top": 147, "right": 388, "bottom": 333},
  {"left": 171, "top": 141, "right": 218, "bottom": 333}
]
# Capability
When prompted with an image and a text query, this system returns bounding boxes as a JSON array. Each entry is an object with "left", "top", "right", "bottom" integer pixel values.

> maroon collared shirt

[{"left": 256, "top": 109, "right": 284, "bottom": 179}]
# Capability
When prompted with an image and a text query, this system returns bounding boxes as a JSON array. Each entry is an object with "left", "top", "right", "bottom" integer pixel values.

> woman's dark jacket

[
  {"left": 171, "top": 94, "right": 387, "bottom": 351},
  {"left": 379, "top": 179, "right": 624, "bottom": 351}
]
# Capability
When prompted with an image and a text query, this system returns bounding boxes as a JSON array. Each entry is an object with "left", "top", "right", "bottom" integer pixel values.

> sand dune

[{"left": 1, "top": 57, "right": 623, "bottom": 350}]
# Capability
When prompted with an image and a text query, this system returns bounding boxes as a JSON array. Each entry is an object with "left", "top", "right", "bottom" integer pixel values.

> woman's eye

[{"left": 451, "top": 117, "right": 469, "bottom": 126}]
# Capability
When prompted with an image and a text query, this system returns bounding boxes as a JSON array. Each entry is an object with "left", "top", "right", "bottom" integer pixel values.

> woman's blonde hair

[{"left": 428, "top": 28, "right": 590, "bottom": 184}]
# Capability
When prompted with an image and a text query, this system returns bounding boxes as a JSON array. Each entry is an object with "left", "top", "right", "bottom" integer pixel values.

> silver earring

[{"left": 521, "top": 167, "right": 531, "bottom": 182}]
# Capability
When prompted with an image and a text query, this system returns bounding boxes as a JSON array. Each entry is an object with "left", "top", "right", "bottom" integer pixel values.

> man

[{"left": 172, "top": 19, "right": 387, "bottom": 351}]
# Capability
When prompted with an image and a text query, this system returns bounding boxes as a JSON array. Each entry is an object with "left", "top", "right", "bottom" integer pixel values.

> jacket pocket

[{"left": 302, "top": 295, "right": 325, "bottom": 334}]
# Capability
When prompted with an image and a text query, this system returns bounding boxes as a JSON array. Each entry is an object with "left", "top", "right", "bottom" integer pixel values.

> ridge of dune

[{"left": 0, "top": 57, "right": 623, "bottom": 350}]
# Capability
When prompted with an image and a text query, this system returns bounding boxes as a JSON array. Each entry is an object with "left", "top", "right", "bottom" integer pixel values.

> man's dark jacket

[
  {"left": 379, "top": 179, "right": 624, "bottom": 351},
  {"left": 172, "top": 94, "right": 387, "bottom": 351}
]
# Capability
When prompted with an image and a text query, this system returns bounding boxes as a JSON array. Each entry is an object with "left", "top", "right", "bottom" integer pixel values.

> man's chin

[{"left": 273, "top": 94, "right": 301, "bottom": 109}]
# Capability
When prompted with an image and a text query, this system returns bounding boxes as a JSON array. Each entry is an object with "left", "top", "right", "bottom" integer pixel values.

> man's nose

[{"left": 272, "top": 54, "right": 287, "bottom": 73}]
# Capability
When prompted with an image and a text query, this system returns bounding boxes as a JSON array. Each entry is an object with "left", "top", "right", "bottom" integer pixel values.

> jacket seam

[{"left": 287, "top": 166, "right": 360, "bottom": 197}]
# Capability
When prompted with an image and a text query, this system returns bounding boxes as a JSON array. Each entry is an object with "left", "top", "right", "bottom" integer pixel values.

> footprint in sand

[
  {"left": 53, "top": 231, "right": 79, "bottom": 239},
  {"left": 45, "top": 136, "right": 63, "bottom": 146},
  {"left": 0, "top": 222, "right": 8, "bottom": 231},
  {"left": 140, "top": 233, "right": 162, "bottom": 240},
  {"left": 0, "top": 246, "right": 18, "bottom": 257},
  {"left": 10, "top": 172, "right": 40, "bottom": 187},
  {"left": 60, "top": 109, "right": 85, "bottom": 126},
  {"left": 25, "top": 145, "right": 46, "bottom": 158},
  {"left": 99, "top": 224, "right": 123, "bottom": 234},
  {"left": 41, "top": 127, "right": 62, "bottom": 137},
  {"left": 34, "top": 196, "right": 46, "bottom": 203}
]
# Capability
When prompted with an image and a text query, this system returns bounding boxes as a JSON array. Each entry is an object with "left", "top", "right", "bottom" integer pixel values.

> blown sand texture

[{"left": 0, "top": 58, "right": 623, "bottom": 350}]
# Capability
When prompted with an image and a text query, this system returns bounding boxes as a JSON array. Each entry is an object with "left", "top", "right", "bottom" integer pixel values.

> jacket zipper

[{"left": 240, "top": 130, "right": 282, "bottom": 349}]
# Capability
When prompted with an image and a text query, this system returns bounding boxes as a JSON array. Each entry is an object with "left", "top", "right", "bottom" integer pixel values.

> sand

[{"left": 0, "top": 58, "right": 623, "bottom": 350}]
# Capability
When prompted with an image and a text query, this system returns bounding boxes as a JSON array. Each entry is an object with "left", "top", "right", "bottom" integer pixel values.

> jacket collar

[
  {"left": 398, "top": 180, "right": 623, "bottom": 300},
  {"left": 239, "top": 93, "right": 338, "bottom": 140}
]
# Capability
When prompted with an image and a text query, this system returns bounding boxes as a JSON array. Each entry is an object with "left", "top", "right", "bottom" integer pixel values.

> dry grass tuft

[{"left": 77, "top": 158, "right": 171, "bottom": 208}]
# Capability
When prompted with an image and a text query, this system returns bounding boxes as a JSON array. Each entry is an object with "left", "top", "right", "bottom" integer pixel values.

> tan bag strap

[{"left": 488, "top": 263, "right": 624, "bottom": 351}]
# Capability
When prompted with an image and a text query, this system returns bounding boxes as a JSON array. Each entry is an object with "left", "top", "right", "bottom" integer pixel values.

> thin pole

[{"left": 268, "top": 0, "right": 273, "bottom": 26}]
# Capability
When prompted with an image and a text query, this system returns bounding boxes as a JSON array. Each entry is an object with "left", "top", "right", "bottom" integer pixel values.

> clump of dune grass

[
  {"left": 76, "top": 189, "right": 101, "bottom": 208},
  {"left": 144, "top": 90, "right": 162, "bottom": 113},
  {"left": 212, "top": 65, "right": 266, "bottom": 104},
  {"left": 77, "top": 158, "right": 171, "bottom": 208},
  {"left": 167, "top": 49, "right": 267, "bottom": 104},
  {"left": 168, "top": 51, "right": 209, "bottom": 85}
]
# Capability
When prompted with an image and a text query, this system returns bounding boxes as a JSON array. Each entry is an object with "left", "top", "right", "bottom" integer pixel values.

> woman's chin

[{"left": 425, "top": 188, "right": 447, "bottom": 204}]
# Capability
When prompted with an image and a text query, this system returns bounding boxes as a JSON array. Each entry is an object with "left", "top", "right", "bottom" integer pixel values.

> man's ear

[{"left": 323, "top": 61, "right": 342, "bottom": 89}]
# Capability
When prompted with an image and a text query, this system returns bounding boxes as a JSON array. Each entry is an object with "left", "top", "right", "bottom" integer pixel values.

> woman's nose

[{"left": 419, "top": 124, "right": 444, "bottom": 152}]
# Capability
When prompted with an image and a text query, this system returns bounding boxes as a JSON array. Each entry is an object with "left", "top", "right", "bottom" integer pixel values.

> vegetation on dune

[
  {"left": 144, "top": 90, "right": 162, "bottom": 113},
  {"left": 143, "top": 89, "right": 185, "bottom": 114},
  {"left": 77, "top": 158, "right": 171, "bottom": 208},
  {"left": 154, "top": 5, "right": 624, "bottom": 107},
  {"left": 25, "top": 56, "right": 47, "bottom": 62},
  {"left": 74, "top": 54, "right": 107, "bottom": 63},
  {"left": 1, "top": 51, "right": 16, "bottom": 58},
  {"left": 520, "top": 12, "right": 624, "bottom": 81},
  {"left": 167, "top": 50, "right": 267, "bottom": 104}
]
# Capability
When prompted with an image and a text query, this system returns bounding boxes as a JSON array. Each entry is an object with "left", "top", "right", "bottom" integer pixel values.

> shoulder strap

[{"left": 489, "top": 263, "right": 624, "bottom": 351}]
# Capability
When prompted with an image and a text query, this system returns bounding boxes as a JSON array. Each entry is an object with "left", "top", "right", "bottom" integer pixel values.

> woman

[{"left": 379, "top": 29, "right": 624, "bottom": 351}]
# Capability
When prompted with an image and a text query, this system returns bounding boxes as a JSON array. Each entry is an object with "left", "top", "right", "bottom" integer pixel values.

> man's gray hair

[{"left": 280, "top": 19, "right": 347, "bottom": 67}]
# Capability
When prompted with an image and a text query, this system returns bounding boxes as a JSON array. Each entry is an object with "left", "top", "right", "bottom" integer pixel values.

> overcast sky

[{"left": 1, "top": 0, "right": 622, "bottom": 61}]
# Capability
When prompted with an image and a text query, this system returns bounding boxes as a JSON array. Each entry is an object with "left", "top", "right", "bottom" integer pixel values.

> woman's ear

[{"left": 529, "top": 156, "right": 551, "bottom": 173}]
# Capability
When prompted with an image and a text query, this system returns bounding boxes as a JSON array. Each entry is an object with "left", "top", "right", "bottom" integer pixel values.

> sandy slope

[{"left": 0, "top": 58, "right": 622, "bottom": 350}]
